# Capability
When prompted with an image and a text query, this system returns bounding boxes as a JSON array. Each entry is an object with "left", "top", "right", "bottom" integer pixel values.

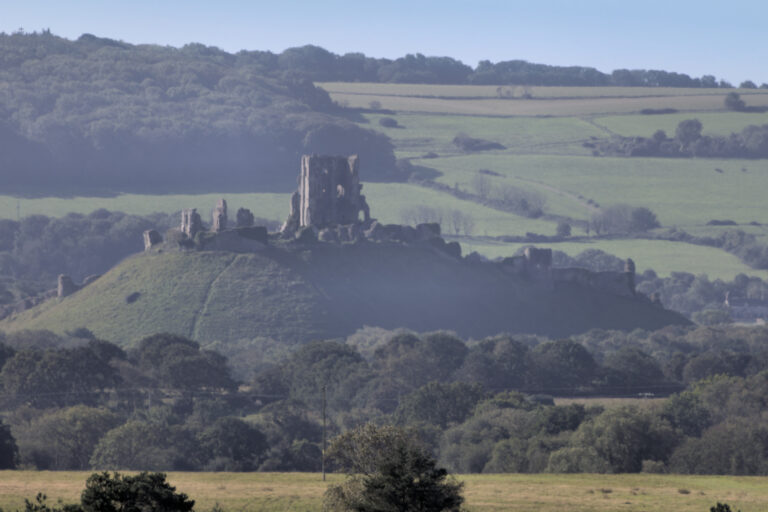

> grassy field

[
  {"left": 320, "top": 82, "right": 768, "bottom": 99},
  {"left": 592, "top": 111, "right": 768, "bottom": 137},
  {"left": 0, "top": 193, "right": 289, "bottom": 224},
  {"left": 0, "top": 471, "right": 766, "bottom": 512},
  {"left": 363, "top": 183, "right": 555, "bottom": 236},
  {"left": 420, "top": 154, "right": 768, "bottom": 228},
  {"left": 326, "top": 92, "right": 768, "bottom": 117},
  {"left": 362, "top": 112, "right": 602, "bottom": 158}
]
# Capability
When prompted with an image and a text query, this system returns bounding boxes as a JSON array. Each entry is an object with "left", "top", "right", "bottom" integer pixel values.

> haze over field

[{"left": 1, "top": 4, "right": 768, "bottom": 511}]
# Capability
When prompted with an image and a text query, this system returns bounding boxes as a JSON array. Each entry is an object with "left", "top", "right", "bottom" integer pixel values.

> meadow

[
  {"left": 422, "top": 153, "right": 768, "bottom": 228},
  {"left": 592, "top": 111, "right": 768, "bottom": 138},
  {"left": 320, "top": 82, "right": 768, "bottom": 99},
  {"left": 325, "top": 92, "right": 768, "bottom": 117},
  {"left": 4, "top": 83, "right": 768, "bottom": 280},
  {"left": 319, "top": 82, "right": 768, "bottom": 117},
  {"left": 0, "top": 471, "right": 765, "bottom": 512}
]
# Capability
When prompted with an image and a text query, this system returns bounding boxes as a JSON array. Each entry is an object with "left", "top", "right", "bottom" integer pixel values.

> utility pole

[{"left": 322, "top": 384, "right": 327, "bottom": 481}]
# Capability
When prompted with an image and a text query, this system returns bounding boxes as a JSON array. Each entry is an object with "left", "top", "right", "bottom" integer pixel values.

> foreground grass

[{"left": 0, "top": 471, "right": 765, "bottom": 512}]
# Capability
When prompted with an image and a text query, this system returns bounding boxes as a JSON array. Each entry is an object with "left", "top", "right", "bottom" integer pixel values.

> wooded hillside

[{"left": 0, "top": 32, "right": 399, "bottom": 193}]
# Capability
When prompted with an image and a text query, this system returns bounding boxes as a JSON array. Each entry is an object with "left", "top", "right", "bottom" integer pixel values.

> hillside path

[{"left": 189, "top": 254, "right": 238, "bottom": 340}]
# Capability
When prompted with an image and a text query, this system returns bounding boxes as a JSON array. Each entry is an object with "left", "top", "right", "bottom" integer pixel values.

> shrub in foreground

[{"left": 324, "top": 424, "right": 464, "bottom": 512}]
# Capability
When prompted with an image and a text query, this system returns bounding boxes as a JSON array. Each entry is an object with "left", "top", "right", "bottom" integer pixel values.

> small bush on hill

[{"left": 452, "top": 133, "right": 506, "bottom": 152}]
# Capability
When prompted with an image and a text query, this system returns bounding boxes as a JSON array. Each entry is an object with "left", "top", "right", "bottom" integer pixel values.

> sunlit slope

[
  {"left": 0, "top": 251, "right": 338, "bottom": 345},
  {"left": 0, "top": 244, "right": 689, "bottom": 345}
]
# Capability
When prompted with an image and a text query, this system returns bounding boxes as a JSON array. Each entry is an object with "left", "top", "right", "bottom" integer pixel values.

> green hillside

[
  {"left": 0, "top": 250, "right": 337, "bottom": 345},
  {"left": 0, "top": 243, "right": 689, "bottom": 346}
]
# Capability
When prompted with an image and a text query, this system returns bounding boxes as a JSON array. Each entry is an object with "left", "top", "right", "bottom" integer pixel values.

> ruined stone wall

[
  {"left": 496, "top": 247, "right": 636, "bottom": 298},
  {"left": 143, "top": 230, "right": 162, "bottom": 251},
  {"left": 180, "top": 209, "right": 202, "bottom": 238},
  {"left": 212, "top": 199, "right": 228, "bottom": 232},
  {"left": 551, "top": 268, "right": 635, "bottom": 298}
]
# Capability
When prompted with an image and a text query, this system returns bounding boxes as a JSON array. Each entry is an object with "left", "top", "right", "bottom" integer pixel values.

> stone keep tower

[{"left": 283, "top": 154, "right": 370, "bottom": 232}]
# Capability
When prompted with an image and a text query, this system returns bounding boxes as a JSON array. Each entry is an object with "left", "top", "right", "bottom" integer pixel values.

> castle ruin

[
  {"left": 6, "top": 153, "right": 651, "bottom": 319},
  {"left": 212, "top": 199, "right": 228, "bottom": 232},
  {"left": 180, "top": 208, "right": 203, "bottom": 238},
  {"left": 282, "top": 154, "right": 370, "bottom": 233}
]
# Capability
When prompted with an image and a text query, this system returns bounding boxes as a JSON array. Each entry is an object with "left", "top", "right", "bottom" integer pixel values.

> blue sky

[{"left": 3, "top": 0, "right": 766, "bottom": 84}]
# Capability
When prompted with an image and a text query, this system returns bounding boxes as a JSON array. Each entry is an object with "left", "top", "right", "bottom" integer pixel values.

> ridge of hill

[{"left": 0, "top": 241, "right": 690, "bottom": 346}]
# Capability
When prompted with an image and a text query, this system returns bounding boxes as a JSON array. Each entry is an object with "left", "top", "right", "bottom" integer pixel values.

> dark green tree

[
  {"left": 661, "top": 390, "right": 712, "bottom": 437},
  {"left": 556, "top": 222, "right": 572, "bottom": 237},
  {"left": 324, "top": 424, "right": 464, "bottom": 512},
  {"left": 0, "top": 419, "right": 18, "bottom": 469},
  {"left": 16, "top": 405, "right": 120, "bottom": 469},
  {"left": 80, "top": 472, "right": 194, "bottom": 512},
  {"left": 711, "top": 503, "right": 740, "bottom": 512},
  {"left": 0, "top": 345, "right": 120, "bottom": 408},
  {"left": 528, "top": 339, "right": 597, "bottom": 390},
  {"left": 395, "top": 381, "right": 486, "bottom": 428},
  {"left": 372, "top": 332, "right": 468, "bottom": 389},
  {"left": 197, "top": 417, "right": 268, "bottom": 471},
  {"left": 132, "top": 333, "right": 237, "bottom": 391},
  {"left": 89, "top": 421, "right": 199, "bottom": 471},
  {"left": 629, "top": 207, "right": 660, "bottom": 232},
  {"left": 675, "top": 119, "right": 703, "bottom": 147},
  {"left": 571, "top": 406, "right": 679, "bottom": 472},
  {"left": 603, "top": 347, "right": 664, "bottom": 388},
  {"left": 724, "top": 92, "right": 746, "bottom": 111},
  {"left": 454, "top": 336, "right": 529, "bottom": 391},
  {"left": 21, "top": 493, "right": 82, "bottom": 512}
]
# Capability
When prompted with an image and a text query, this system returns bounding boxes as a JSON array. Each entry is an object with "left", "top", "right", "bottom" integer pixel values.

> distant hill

[
  {"left": 0, "top": 32, "right": 399, "bottom": 194},
  {"left": 0, "top": 242, "right": 690, "bottom": 346}
]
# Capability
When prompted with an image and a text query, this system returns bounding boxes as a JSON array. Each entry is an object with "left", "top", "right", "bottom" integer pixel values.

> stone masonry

[
  {"left": 180, "top": 209, "right": 203, "bottom": 238},
  {"left": 282, "top": 154, "right": 371, "bottom": 232},
  {"left": 212, "top": 198, "right": 228, "bottom": 232},
  {"left": 143, "top": 229, "right": 162, "bottom": 251}
]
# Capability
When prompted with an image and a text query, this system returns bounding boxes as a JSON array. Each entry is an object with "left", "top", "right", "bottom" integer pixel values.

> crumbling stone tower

[
  {"left": 283, "top": 155, "right": 370, "bottom": 232},
  {"left": 212, "top": 198, "right": 228, "bottom": 232},
  {"left": 181, "top": 209, "right": 202, "bottom": 238}
]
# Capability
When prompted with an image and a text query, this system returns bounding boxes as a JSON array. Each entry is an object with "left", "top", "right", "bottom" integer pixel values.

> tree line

[
  {"left": 242, "top": 42, "right": 760, "bottom": 89},
  {"left": 592, "top": 118, "right": 768, "bottom": 159},
  {"left": 2, "top": 324, "right": 768, "bottom": 474}
]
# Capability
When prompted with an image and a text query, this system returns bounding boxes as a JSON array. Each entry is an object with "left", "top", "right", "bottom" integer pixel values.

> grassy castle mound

[{"left": 0, "top": 240, "right": 690, "bottom": 346}]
